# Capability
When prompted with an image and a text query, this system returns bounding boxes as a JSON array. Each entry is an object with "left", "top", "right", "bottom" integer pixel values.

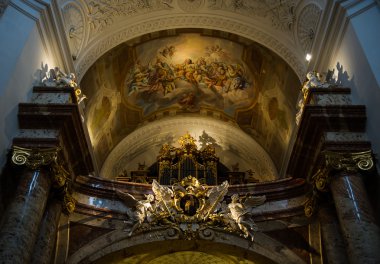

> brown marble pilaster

[
  {"left": 330, "top": 171, "right": 380, "bottom": 264},
  {"left": 31, "top": 197, "right": 62, "bottom": 264},
  {"left": 318, "top": 205, "right": 348, "bottom": 263},
  {"left": 0, "top": 167, "right": 51, "bottom": 263}
]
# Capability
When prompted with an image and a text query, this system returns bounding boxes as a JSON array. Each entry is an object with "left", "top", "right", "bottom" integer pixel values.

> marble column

[
  {"left": 318, "top": 205, "right": 348, "bottom": 263},
  {"left": 330, "top": 172, "right": 380, "bottom": 264},
  {"left": 0, "top": 167, "right": 51, "bottom": 263},
  {"left": 31, "top": 197, "right": 62, "bottom": 264}
]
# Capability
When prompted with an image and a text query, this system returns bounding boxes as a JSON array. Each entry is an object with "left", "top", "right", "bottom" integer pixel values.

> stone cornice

[
  {"left": 14, "top": 86, "right": 94, "bottom": 176},
  {"left": 74, "top": 174, "right": 306, "bottom": 201},
  {"left": 287, "top": 87, "right": 367, "bottom": 180}
]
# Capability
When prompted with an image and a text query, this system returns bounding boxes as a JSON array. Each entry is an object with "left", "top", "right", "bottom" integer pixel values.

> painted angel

[
  {"left": 116, "top": 190, "right": 156, "bottom": 236},
  {"left": 225, "top": 193, "right": 266, "bottom": 241}
]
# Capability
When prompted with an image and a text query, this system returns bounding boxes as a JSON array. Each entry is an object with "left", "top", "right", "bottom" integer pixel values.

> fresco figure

[{"left": 124, "top": 36, "right": 254, "bottom": 116}]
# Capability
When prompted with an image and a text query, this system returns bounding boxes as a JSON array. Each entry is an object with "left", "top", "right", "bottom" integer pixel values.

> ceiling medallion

[
  {"left": 117, "top": 175, "right": 266, "bottom": 241},
  {"left": 177, "top": 0, "right": 204, "bottom": 12}
]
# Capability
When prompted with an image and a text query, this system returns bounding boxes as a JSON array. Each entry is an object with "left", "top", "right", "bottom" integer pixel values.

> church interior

[{"left": 0, "top": 0, "right": 380, "bottom": 263}]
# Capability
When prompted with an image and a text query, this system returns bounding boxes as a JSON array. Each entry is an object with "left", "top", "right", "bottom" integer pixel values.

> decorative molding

[
  {"left": 117, "top": 176, "right": 266, "bottom": 241},
  {"left": 178, "top": 0, "right": 204, "bottom": 12},
  {"left": 11, "top": 146, "right": 60, "bottom": 170},
  {"left": 62, "top": 3, "right": 85, "bottom": 60},
  {"left": 63, "top": 192, "right": 76, "bottom": 214},
  {"left": 67, "top": 227, "right": 306, "bottom": 264},
  {"left": 74, "top": 15, "right": 306, "bottom": 81},
  {"left": 324, "top": 150, "right": 374, "bottom": 172},
  {"left": 297, "top": 3, "right": 322, "bottom": 53},
  {"left": 207, "top": 0, "right": 297, "bottom": 31},
  {"left": 85, "top": 0, "right": 174, "bottom": 33}
]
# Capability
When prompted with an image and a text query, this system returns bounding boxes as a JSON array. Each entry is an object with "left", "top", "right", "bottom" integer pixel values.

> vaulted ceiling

[{"left": 59, "top": 0, "right": 326, "bottom": 179}]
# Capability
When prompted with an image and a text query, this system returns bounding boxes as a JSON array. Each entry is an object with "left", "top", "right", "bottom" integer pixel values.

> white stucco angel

[
  {"left": 151, "top": 179, "right": 174, "bottom": 218},
  {"left": 224, "top": 193, "right": 266, "bottom": 241},
  {"left": 302, "top": 71, "right": 330, "bottom": 93},
  {"left": 116, "top": 190, "right": 156, "bottom": 236},
  {"left": 42, "top": 67, "right": 78, "bottom": 88},
  {"left": 201, "top": 180, "right": 229, "bottom": 220}
]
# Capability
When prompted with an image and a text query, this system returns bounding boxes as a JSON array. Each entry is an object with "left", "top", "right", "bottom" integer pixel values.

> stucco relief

[
  {"left": 178, "top": 0, "right": 204, "bottom": 12},
  {"left": 74, "top": 15, "right": 306, "bottom": 82},
  {"left": 297, "top": 3, "right": 322, "bottom": 53},
  {"left": 86, "top": 0, "right": 174, "bottom": 32},
  {"left": 62, "top": 3, "right": 86, "bottom": 60},
  {"left": 207, "top": 0, "right": 297, "bottom": 31}
]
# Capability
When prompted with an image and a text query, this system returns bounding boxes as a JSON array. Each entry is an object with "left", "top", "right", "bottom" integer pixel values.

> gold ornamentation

[
  {"left": 12, "top": 146, "right": 60, "bottom": 170},
  {"left": 157, "top": 133, "right": 219, "bottom": 184},
  {"left": 117, "top": 176, "right": 265, "bottom": 241},
  {"left": 178, "top": 132, "right": 197, "bottom": 155},
  {"left": 324, "top": 150, "right": 374, "bottom": 172},
  {"left": 303, "top": 193, "right": 318, "bottom": 218},
  {"left": 75, "top": 88, "right": 87, "bottom": 104},
  {"left": 312, "top": 168, "right": 329, "bottom": 192},
  {"left": 304, "top": 150, "right": 374, "bottom": 217},
  {"left": 51, "top": 162, "right": 70, "bottom": 188},
  {"left": 63, "top": 192, "right": 76, "bottom": 214}
]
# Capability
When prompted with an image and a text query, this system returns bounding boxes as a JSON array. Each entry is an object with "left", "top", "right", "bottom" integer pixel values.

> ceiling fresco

[
  {"left": 124, "top": 34, "right": 256, "bottom": 116},
  {"left": 80, "top": 30, "right": 301, "bottom": 176}
]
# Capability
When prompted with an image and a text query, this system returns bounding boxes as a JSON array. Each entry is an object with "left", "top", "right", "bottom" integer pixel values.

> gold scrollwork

[
  {"left": 51, "top": 162, "right": 70, "bottom": 188},
  {"left": 303, "top": 194, "right": 318, "bottom": 218},
  {"left": 12, "top": 146, "right": 60, "bottom": 170},
  {"left": 312, "top": 168, "right": 329, "bottom": 192},
  {"left": 324, "top": 150, "right": 374, "bottom": 172},
  {"left": 63, "top": 192, "right": 76, "bottom": 215}
]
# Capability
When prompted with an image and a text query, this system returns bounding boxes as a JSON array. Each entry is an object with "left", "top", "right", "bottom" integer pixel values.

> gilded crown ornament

[{"left": 116, "top": 176, "right": 266, "bottom": 241}]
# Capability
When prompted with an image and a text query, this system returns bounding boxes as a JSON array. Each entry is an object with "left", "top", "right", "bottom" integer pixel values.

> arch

[
  {"left": 100, "top": 116, "right": 278, "bottom": 181},
  {"left": 74, "top": 15, "right": 306, "bottom": 81},
  {"left": 67, "top": 227, "right": 306, "bottom": 264}
]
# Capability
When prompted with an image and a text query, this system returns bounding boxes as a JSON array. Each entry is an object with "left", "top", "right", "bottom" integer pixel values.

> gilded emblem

[{"left": 117, "top": 176, "right": 266, "bottom": 241}]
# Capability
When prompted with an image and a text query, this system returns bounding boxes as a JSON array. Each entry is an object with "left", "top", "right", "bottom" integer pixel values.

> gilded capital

[
  {"left": 324, "top": 150, "right": 374, "bottom": 172},
  {"left": 12, "top": 146, "right": 60, "bottom": 170}
]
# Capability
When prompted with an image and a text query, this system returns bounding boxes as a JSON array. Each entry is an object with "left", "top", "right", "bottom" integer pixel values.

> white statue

[
  {"left": 116, "top": 190, "right": 156, "bottom": 236},
  {"left": 302, "top": 71, "right": 330, "bottom": 93},
  {"left": 223, "top": 193, "right": 266, "bottom": 241},
  {"left": 42, "top": 67, "right": 78, "bottom": 88},
  {"left": 151, "top": 179, "right": 174, "bottom": 218},
  {"left": 296, "top": 71, "right": 331, "bottom": 125}
]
